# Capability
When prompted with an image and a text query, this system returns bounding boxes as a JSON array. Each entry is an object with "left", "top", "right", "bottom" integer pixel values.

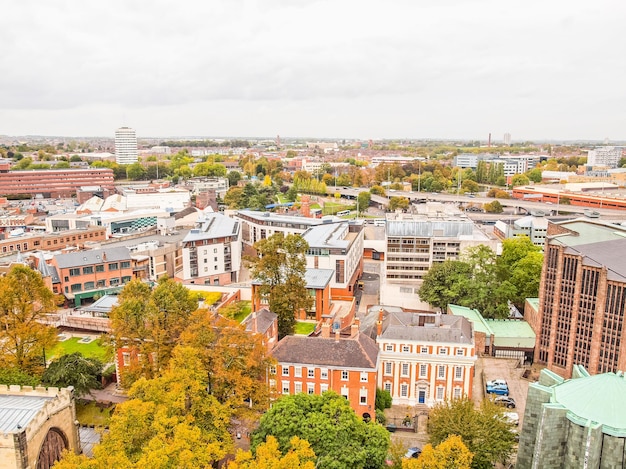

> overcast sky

[{"left": 1, "top": 0, "right": 624, "bottom": 141}]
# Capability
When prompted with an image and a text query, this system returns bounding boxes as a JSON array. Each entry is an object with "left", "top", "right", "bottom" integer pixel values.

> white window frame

[
  {"left": 400, "top": 384, "right": 408, "bottom": 397},
  {"left": 402, "top": 345, "right": 410, "bottom": 353},
  {"left": 282, "top": 383, "right": 290, "bottom": 395},
  {"left": 307, "top": 383, "right": 315, "bottom": 395},
  {"left": 320, "top": 368, "right": 328, "bottom": 380},
  {"left": 438, "top": 365, "right": 445, "bottom": 379},
  {"left": 401, "top": 363, "right": 410, "bottom": 377},
  {"left": 421, "top": 347, "right": 428, "bottom": 354},
  {"left": 308, "top": 368, "right": 315, "bottom": 378},
  {"left": 384, "top": 382, "right": 392, "bottom": 392},
  {"left": 341, "top": 370, "right": 349, "bottom": 381},
  {"left": 439, "top": 347, "right": 448, "bottom": 355},
  {"left": 419, "top": 364, "right": 427, "bottom": 378},
  {"left": 456, "top": 348, "right": 465, "bottom": 356},
  {"left": 453, "top": 387, "right": 462, "bottom": 399},
  {"left": 320, "top": 384, "right": 328, "bottom": 393},
  {"left": 436, "top": 386, "right": 445, "bottom": 401},
  {"left": 294, "top": 382, "right": 302, "bottom": 394},
  {"left": 455, "top": 366, "right": 463, "bottom": 380},
  {"left": 384, "top": 362, "right": 392, "bottom": 375},
  {"left": 360, "top": 372, "right": 368, "bottom": 382},
  {"left": 282, "top": 366, "right": 289, "bottom": 377},
  {"left": 294, "top": 366, "right": 302, "bottom": 378},
  {"left": 359, "top": 389, "right": 368, "bottom": 405},
  {"left": 385, "top": 344, "right": 394, "bottom": 352}
]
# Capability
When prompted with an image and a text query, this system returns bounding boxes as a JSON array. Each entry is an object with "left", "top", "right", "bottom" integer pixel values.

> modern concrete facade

[
  {"left": 233, "top": 210, "right": 326, "bottom": 246},
  {"left": 374, "top": 309, "right": 476, "bottom": 407},
  {"left": 302, "top": 221, "right": 364, "bottom": 297},
  {"left": 382, "top": 205, "right": 498, "bottom": 308},
  {"left": 586, "top": 146, "right": 623, "bottom": 168},
  {"left": 518, "top": 366, "right": 626, "bottom": 468},
  {"left": 181, "top": 212, "right": 241, "bottom": 285},
  {"left": 534, "top": 219, "right": 626, "bottom": 378},
  {"left": 0, "top": 385, "right": 80, "bottom": 469},
  {"left": 493, "top": 215, "right": 548, "bottom": 247},
  {"left": 0, "top": 169, "right": 115, "bottom": 198},
  {"left": 114, "top": 126, "right": 138, "bottom": 164}
]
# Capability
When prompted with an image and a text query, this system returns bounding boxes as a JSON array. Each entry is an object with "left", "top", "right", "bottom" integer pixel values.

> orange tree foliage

[
  {"left": 402, "top": 435, "right": 473, "bottom": 469},
  {"left": 229, "top": 436, "right": 316, "bottom": 469}
]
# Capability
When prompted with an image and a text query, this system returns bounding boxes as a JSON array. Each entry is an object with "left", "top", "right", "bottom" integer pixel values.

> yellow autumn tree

[
  {"left": 402, "top": 435, "right": 473, "bottom": 469},
  {"left": 228, "top": 436, "right": 316, "bottom": 469}
]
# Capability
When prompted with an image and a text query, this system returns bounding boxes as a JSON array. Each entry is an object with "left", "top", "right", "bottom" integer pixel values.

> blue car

[{"left": 486, "top": 384, "right": 509, "bottom": 396}]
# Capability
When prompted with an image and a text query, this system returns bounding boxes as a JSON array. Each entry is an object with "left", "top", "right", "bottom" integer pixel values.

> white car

[{"left": 487, "top": 379, "right": 507, "bottom": 387}]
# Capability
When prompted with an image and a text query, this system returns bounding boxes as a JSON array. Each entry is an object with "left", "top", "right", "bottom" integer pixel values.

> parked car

[
  {"left": 487, "top": 379, "right": 507, "bottom": 387},
  {"left": 494, "top": 396, "right": 516, "bottom": 408},
  {"left": 405, "top": 447, "right": 422, "bottom": 459},
  {"left": 486, "top": 384, "right": 509, "bottom": 396},
  {"left": 503, "top": 412, "right": 519, "bottom": 426}
]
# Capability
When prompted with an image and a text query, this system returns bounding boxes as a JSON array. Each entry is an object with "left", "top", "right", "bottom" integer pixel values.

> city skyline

[{"left": 2, "top": 1, "right": 625, "bottom": 141}]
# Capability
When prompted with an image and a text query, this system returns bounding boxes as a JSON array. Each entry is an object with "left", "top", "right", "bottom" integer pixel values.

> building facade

[
  {"left": 517, "top": 366, "right": 626, "bottom": 468},
  {"left": 115, "top": 126, "right": 138, "bottom": 164},
  {"left": 234, "top": 211, "right": 326, "bottom": 246},
  {"left": 271, "top": 328, "right": 379, "bottom": 417},
  {"left": 302, "top": 221, "right": 364, "bottom": 296},
  {"left": 534, "top": 219, "right": 626, "bottom": 378},
  {"left": 586, "top": 146, "right": 623, "bottom": 168},
  {"left": 0, "top": 169, "right": 115, "bottom": 198},
  {"left": 0, "top": 385, "right": 80, "bottom": 469},
  {"left": 375, "top": 310, "right": 476, "bottom": 407},
  {"left": 181, "top": 212, "right": 241, "bottom": 285}
]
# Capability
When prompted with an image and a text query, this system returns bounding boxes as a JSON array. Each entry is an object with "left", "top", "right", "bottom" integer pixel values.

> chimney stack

[
  {"left": 321, "top": 322, "right": 330, "bottom": 338},
  {"left": 351, "top": 318, "right": 360, "bottom": 337},
  {"left": 376, "top": 308, "right": 384, "bottom": 336},
  {"left": 334, "top": 329, "right": 341, "bottom": 342}
]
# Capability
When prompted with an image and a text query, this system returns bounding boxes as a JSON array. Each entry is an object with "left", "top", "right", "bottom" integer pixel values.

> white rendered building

[
  {"left": 115, "top": 126, "right": 138, "bottom": 164},
  {"left": 181, "top": 212, "right": 242, "bottom": 285}
]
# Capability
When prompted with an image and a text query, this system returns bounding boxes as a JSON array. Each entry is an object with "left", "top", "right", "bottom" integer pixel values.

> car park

[
  {"left": 486, "top": 384, "right": 509, "bottom": 395},
  {"left": 494, "top": 396, "right": 516, "bottom": 408}
]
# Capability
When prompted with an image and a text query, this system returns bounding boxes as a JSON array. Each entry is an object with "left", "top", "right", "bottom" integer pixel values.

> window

[
  {"left": 69, "top": 268, "right": 80, "bottom": 277},
  {"left": 121, "top": 276, "right": 132, "bottom": 284},
  {"left": 308, "top": 369, "right": 315, "bottom": 378},
  {"left": 294, "top": 382, "right": 302, "bottom": 394},
  {"left": 96, "top": 279, "right": 105, "bottom": 288},
  {"left": 384, "top": 382, "right": 392, "bottom": 392},
  {"left": 341, "top": 370, "right": 349, "bottom": 381},
  {"left": 456, "top": 348, "right": 465, "bottom": 356},
  {"left": 122, "top": 352, "right": 130, "bottom": 366},
  {"left": 307, "top": 383, "right": 315, "bottom": 395},
  {"left": 71, "top": 283, "right": 82, "bottom": 292},
  {"left": 438, "top": 366, "right": 446, "bottom": 379},
  {"left": 455, "top": 367, "right": 463, "bottom": 380},
  {"left": 385, "top": 344, "right": 394, "bottom": 351},
  {"left": 108, "top": 263, "right": 119, "bottom": 271},
  {"left": 421, "top": 347, "right": 428, "bottom": 354},
  {"left": 214, "top": 257, "right": 218, "bottom": 262},
  {"left": 110, "top": 278, "right": 120, "bottom": 286},
  {"left": 83, "top": 266, "right": 93, "bottom": 274},
  {"left": 400, "top": 384, "right": 408, "bottom": 397},
  {"left": 214, "top": 265, "right": 218, "bottom": 270},
  {"left": 436, "top": 387, "right": 445, "bottom": 401},
  {"left": 360, "top": 372, "right": 368, "bottom": 382},
  {"left": 294, "top": 366, "right": 302, "bottom": 378},
  {"left": 121, "top": 261, "right": 131, "bottom": 269},
  {"left": 439, "top": 347, "right": 448, "bottom": 355},
  {"left": 320, "top": 368, "right": 328, "bottom": 380},
  {"left": 282, "top": 383, "right": 290, "bottom": 395},
  {"left": 96, "top": 264, "right": 105, "bottom": 272},
  {"left": 269, "top": 365, "right": 277, "bottom": 375},
  {"left": 84, "top": 281, "right": 95, "bottom": 290},
  {"left": 453, "top": 387, "right": 462, "bottom": 399},
  {"left": 341, "top": 387, "right": 349, "bottom": 399},
  {"left": 401, "top": 363, "right": 409, "bottom": 377},
  {"left": 402, "top": 345, "right": 410, "bottom": 353},
  {"left": 384, "top": 362, "right": 392, "bottom": 375},
  {"left": 419, "top": 364, "right": 427, "bottom": 378},
  {"left": 282, "top": 367, "right": 289, "bottom": 377},
  {"left": 359, "top": 389, "right": 368, "bottom": 405},
  {"left": 320, "top": 384, "right": 328, "bottom": 393}
]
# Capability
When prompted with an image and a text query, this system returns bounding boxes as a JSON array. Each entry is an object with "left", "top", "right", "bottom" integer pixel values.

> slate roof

[
  {"left": 0, "top": 395, "right": 53, "bottom": 433},
  {"left": 182, "top": 212, "right": 239, "bottom": 242},
  {"left": 242, "top": 308, "right": 277, "bottom": 334},
  {"left": 272, "top": 333, "right": 379, "bottom": 370},
  {"left": 380, "top": 311, "right": 473, "bottom": 344},
  {"left": 563, "top": 238, "right": 626, "bottom": 282},
  {"left": 55, "top": 247, "right": 131, "bottom": 269}
]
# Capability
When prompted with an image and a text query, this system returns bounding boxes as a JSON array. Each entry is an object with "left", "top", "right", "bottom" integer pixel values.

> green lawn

[
  {"left": 233, "top": 301, "right": 252, "bottom": 323},
  {"left": 75, "top": 400, "right": 114, "bottom": 427},
  {"left": 295, "top": 322, "right": 316, "bottom": 335},
  {"left": 49, "top": 337, "right": 111, "bottom": 362}
]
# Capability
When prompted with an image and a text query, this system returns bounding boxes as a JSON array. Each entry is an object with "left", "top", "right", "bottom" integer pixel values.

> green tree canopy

[
  {"left": 357, "top": 191, "right": 371, "bottom": 214},
  {"left": 42, "top": 352, "right": 102, "bottom": 397},
  {"left": 427, "top": 398, "right": 516, "bottom": 469},
  {"left": 418, "top": 261, "right": 473, "bottom": 312},
  {"left": 247, "top": 233, "right": 312, "bottom": 338},
  {"left": 389, "top": 196, "right": 410, "bottom": 212},
  {"left": 0, "top": 265, "right": 58, "bottom": 373},
  {"left": 251, "top": 392, "right": 390, "bottom": 469}
]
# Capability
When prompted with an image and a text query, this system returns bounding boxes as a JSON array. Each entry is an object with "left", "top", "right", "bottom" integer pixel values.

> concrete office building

[
  {"left": 517, "top": 366, "right": 626, "bottom": 468},
  {"left": 382, "top": 205, "right": 498, "bottom": 309},
  {"left": 115, "top": 127, "right": 138, "bottom": 164},
  {"left": 586, "top": 146, "right": 623, "bottom": 168},
  {"left": 534, "top": 219, "right": 626, "bottom": 378}
]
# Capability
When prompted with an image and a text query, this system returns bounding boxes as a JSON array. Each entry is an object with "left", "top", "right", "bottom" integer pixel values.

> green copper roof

[
  {"left": 447, "top": 304, "right": 492, "bottom": 335},
  {"left": 525, "top": 298, "right": 539, "bottom": 311},
  {"left": 552, "top": 370, "right": 626, "bottom": 435}
]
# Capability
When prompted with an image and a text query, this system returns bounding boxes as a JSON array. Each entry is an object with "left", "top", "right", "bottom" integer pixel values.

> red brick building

[
  {"left": 534, "top": 219, "right": 626, "bottom": 378},
  {"left": 0, "top": 168, "right": 115, "bottom": 198},
  {"left": 271, "top": 325, "right": 379, "bottom": 417}
]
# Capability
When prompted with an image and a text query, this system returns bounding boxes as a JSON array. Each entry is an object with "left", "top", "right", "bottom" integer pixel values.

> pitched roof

[
  {"left": 242, "top": 308, "right": 277, "bottom": 334},
  {"left": 0, "top": 395, "right": 53, "bottom": 433},
  {"left": 272, "top": 333, "right": 378, "bottom": 370},
  {"left": 380, "top": 311, "right": 473, "bottom": 344},
  {"left": 55, "top": 247, "right": 131, "bottom": 269}
]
